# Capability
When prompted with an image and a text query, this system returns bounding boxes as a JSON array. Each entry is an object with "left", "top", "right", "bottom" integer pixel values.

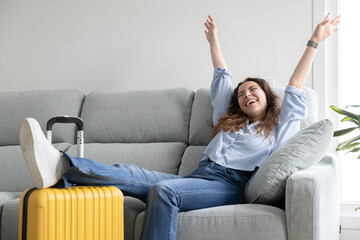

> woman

[{"left": 19, "top": 13, "right": 340, "bottom": 240}]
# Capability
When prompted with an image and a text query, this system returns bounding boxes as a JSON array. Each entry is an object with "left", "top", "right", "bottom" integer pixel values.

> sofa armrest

[{"left": 285, "top": 154, "right": 339, "bottom": 240}]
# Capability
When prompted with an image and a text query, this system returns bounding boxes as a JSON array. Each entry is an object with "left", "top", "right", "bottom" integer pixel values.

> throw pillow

[{"left": 244, "top": 119, "right": 333, "bottom": 204}]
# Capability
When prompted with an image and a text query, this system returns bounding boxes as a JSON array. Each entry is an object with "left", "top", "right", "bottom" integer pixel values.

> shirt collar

[{"left": 246, "top": 120, "right": 260, "bottom": 128}]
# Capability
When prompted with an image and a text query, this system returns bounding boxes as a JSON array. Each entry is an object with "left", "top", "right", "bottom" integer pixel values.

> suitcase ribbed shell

[{"left": 19, "top": 186, "right": 124, "bottom": 240}]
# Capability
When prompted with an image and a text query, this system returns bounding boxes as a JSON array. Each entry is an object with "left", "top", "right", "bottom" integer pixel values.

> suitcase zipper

[{"left": 22, "top": 187, "right": 37, "bottom": 240}]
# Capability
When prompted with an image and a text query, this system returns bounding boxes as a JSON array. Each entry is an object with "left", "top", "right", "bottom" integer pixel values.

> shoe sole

[{"left": 19, "top": 118, "right": 45, "bottom": 189}]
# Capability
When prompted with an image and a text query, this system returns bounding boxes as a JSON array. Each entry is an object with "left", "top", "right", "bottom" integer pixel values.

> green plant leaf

[
  {"left": 341, "top": 116, "right": 352, "bottom": 122},
  {"left": 349, "top": 147, "right": 360, "bottom": 153},
  {"left": 345, "top": 142, "right": 360, "bottom": 149},
  {"left": 346, "top": 105, "right": 360, "bottom": 108},
  {"left": 334, "top": 127, "right": 358, "bottom": 137},
  {"left": 351, "top": 119, "right": 360, "bottom": 126},
  {"left": 330, "top": 105, "right": 343, "bottom": 114},
  {"left": 330, "top": 105, "right": 360, "bottom": 120},
  {"left": 336, "top": 135, "right": 360, "bottom": 151},
  {"left": 340, "top": 117, "right": 360, "bottom": 126}
]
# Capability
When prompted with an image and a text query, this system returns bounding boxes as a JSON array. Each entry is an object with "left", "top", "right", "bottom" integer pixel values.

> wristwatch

[{"left": 307, "top": 40, "right": 319, "bottom": 49}]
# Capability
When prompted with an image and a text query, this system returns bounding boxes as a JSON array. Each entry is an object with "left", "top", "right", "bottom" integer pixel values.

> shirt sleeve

[
  {"left": 273, "top": 85, "right": 307, "bottom": 150},
  {"left": 211, "top": 68, "right": 234, "bottom": 125}
]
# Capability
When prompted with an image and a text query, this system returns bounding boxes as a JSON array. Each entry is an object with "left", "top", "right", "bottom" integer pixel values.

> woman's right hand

[{"left": 204, "top": 15, "right": 218, "bottom": 44}]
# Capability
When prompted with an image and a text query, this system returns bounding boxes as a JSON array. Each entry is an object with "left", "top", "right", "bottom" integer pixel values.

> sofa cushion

[
  {"left": 0, "top": 192, "right": 21, "bottom": 207},
  {"left": 0, "top": 143, "right": 72, "bottom": 192},
  {"left": 0, "top": 89, "right": 85, "bottom": 145},
  {"left": 0, "top": 192, "right": 21, "bottom": 223},
  {"left": 124, "top": 196, "right": 146, "bottom": 240},
  {"left": 81, "top": 88, "right": 194, "bottom": 144},
  {"left": 134, "top": 204, "right": 287, "bottom": 240},
  {"left": 1, "top": 198, "right": 19, "bottom": 240},
  {"left": 178, "top": 146, "right": 207, "bottom": 176},
  {"left": 0, "top": 145, "right": 36, "bottom": 192},
  {"left": 189, "top": 88, "right": 213, "bottom": 146},
  {"left": 66, "top": 142, "right": 187, "bottom": 174},
  {"left": 244, "top": 119, "right": 333, "bottom": 204}
]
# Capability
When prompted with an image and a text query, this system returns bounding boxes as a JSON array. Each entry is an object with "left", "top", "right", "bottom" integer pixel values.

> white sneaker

[{"left": 19, "top": 118, "right": 69, "bottom": 189}]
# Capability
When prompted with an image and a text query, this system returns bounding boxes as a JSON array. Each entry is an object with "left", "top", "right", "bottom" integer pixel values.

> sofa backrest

[
  {"left": 0, "top": 89, "right": 85, "bottom": 145},
  {"left": 81, "top": 88, "right": 194, "bottom": 144}
]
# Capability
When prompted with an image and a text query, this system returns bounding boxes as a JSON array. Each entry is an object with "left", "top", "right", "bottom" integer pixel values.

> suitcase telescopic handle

[
  {"left": 46, "top": 116, "right": 84, "bottom": 158},
  {"left": 46, "top": 116, "right": 84, "bottom": 131}
]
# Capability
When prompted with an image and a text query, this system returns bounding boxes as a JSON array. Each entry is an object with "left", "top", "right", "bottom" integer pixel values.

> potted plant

[{"left": 330, "top": 105, "right": 360, "bottom": 211}]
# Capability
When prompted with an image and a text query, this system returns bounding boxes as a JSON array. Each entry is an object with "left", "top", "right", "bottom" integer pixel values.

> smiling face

[{"left": 237, "top": 81, "right": 268, "bottom": 122}]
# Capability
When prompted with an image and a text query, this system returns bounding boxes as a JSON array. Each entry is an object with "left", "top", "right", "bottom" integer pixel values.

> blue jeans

[{"left": 61, "top": 153, "right": 251, "bottom": 240}]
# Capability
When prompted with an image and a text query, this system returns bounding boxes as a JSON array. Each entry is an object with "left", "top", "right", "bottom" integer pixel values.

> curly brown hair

[{"left": 211, "top": 78, "right": 281, "bottom": 139}]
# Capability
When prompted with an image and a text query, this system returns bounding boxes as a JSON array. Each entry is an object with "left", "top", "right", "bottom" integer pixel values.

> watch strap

[{"left": 307, "top": 40, "right": 319, "bottom": 49}]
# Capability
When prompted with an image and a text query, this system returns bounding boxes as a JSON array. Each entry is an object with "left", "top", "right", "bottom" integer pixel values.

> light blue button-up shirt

[{"left": 203, "top": 68, "right": 307, "bottom": 171}]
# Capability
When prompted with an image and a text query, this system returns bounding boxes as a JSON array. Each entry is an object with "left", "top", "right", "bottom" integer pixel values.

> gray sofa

[{"left": 0, "top": 87, "right": 339, "bottom": 240}]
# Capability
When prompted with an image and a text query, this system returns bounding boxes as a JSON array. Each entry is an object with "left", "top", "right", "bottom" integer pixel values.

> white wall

[{"left": 0, "top": 0, "right": 313, "bottom": 93}]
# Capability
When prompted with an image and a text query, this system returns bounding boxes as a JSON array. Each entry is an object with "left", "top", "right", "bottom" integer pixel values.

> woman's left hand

[{"left": 311, "top": 12, "right": 341, "bottom": 43}]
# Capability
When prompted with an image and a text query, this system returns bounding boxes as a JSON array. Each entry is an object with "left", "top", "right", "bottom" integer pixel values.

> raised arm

[
  {"left": 204, "top": 15, "right": 228, "bottom": 70},
  {"left": 288, "top": 12, "right": 341, "bottom": 89}
]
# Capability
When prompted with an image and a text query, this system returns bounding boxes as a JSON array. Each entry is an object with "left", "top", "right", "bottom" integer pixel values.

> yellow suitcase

[{"left": 18, "top": 186, "right": 124, "bottom": 240}]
